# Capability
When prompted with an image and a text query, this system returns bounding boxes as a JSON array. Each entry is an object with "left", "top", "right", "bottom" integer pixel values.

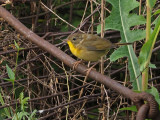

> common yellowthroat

[{"left": 66, "top": 33, "right": 131, "bottom": 61}]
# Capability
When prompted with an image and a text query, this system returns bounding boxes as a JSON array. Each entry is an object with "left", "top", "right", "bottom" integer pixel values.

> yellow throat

[{"left": 67, "top": 40, "right": 81, "bottom": 56}]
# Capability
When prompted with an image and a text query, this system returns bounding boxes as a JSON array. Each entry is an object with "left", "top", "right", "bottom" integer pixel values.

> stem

[
  {"left": 14, "top": 49, "right": 19, "bottom": 74},
  {"left": 139, "top": 0, "right": 142, "bottom": 15},
  {"left": 90, "top": 0, "right": 94, "bottom": 34},
  {"left": 141, "top": 0, "right": 151, "bottom": 91},
  {"left": 100, "top": 0, "right": 105, "bottom": 74},
  {"left": 100, "top": 0, "right": 106, "bottom": 120},
  {"left": 142, "top": 67, "right": 148, "bottom": 91},
  {"left": 62, "top": 63, "right": 70, "bottom": 120},
  {"left": 146, "top": 0, "right": 151, "bottom": 42}
]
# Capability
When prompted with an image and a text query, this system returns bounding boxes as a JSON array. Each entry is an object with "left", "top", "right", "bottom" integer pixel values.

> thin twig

[{"left": 40, "top": 1, "right": 77, "bottom": 30}]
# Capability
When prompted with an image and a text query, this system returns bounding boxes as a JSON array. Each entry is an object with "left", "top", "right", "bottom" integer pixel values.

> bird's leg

[{"left": 73, "top": 60, "right": 83, "bottom": 70}]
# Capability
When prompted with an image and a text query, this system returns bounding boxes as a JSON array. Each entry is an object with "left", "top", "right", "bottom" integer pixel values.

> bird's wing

[{"left": 81, "top": 38, "right": 113, "bottom": 51}]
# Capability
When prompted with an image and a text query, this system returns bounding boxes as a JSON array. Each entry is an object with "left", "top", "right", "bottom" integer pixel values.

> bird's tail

[
  {"left": 115, "top": 42, "right": 133, "bottom": 46},
  {"left": 111, "top": 42, "right": 133, "bottom": 48}
]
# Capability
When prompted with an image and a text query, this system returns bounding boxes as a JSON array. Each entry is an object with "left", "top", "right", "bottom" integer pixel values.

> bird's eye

[{"left": 73, "top": 38, "right": 76, "bottom": 41}]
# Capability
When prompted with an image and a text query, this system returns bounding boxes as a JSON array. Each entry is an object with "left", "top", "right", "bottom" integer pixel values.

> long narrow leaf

[{"left": 138, "top": 17, "right": 160, "bottom": 71}]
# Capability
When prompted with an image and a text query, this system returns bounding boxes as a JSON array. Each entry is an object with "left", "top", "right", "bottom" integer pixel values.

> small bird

[{"left": 66, "top": 33, "right": 131, "bottom": 61}]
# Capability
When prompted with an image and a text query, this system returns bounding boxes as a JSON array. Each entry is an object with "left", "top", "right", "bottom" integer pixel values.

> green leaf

[
  {"left": 120, "top": 105, "right": 137, "bottom": 112},
  {"left": 19, "top": 92, "right": 30, "bottom": 111},
  {"left": 153, "top": 16, "right": 160, "bottom": 25},
  {"left": 6, "top": 64, "right": 15, "bottom": 81},
  {"left": 149, "top": 0, "right": 157, "bottom": 9},
  {"left": 14, "top": 40, "right": 19, "bottom": 50},
  {"left": 97, "top": 0, "right": 146, "bottom": 90},
  {"left": 13, "top": 112, "right": 29, "bottom": 120},
  {"left": 0, "top": 89, "right": 11, "bottom": 117},
  {"left": 3, "top": 78, "right": 14, "bottom": 83},
  {"left": 149, "top": 63, "right": 156, "bottom": 69},
  {"left": 146, "top": 87, "right": 160, "bottom": 105},
  {"left": 138, "top": 18, "right": 160, "bottom": 71},
  {"left": 153, "top": 9, "right": 160, "bottom": 15},
  {"left": 29, "top": 110, "right": 37, "bottom": 119},
  {"left": 20, "top": 92, "right": 24, "bottom": 101},
  {"left": 19, "top": 47, "right": 25, "bottom": 50}
]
